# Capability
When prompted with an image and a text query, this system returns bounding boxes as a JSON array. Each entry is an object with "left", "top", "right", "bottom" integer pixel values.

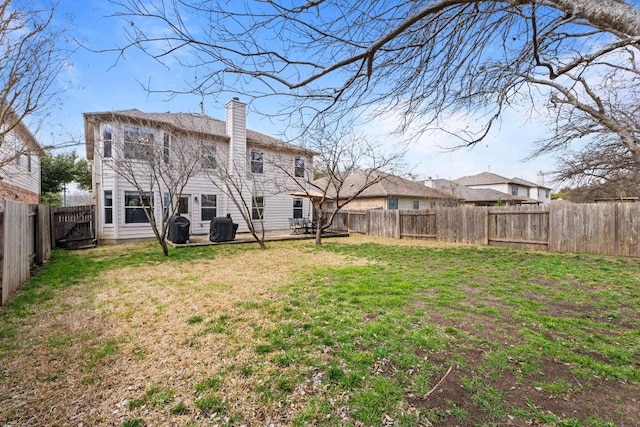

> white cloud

[{"left": 359, "top": 104, "right": 557, "bottom": 186}]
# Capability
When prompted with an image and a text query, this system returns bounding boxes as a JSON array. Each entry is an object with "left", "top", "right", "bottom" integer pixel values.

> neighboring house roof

[
  {"left": 84, "top": 109, "right": 314, "bottom": 160},
  {"left": 317, "top": 170, "right": 457, "bottom": 200},
  {"left": 430, "top": 178, "right": 536, "bottom": 204},
  {"left": 454, "top": 171, "right": 552, "bottom": 190},
  {"left": 454, "top": 171, "right": 512, "bottom": 186},
  {"left": 2, "top": 108, "right": 44, "bottom": 157}
]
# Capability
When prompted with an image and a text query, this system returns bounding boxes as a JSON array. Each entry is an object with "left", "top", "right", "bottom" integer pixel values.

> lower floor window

[
  {"left": 125, "top": 191, "right": 153, "bottom": 223},
  {"left": 293, "top": 197, "right": 303, "bottom": 218},
  {"left": 104, "top": 190, "right": 113, "bottom": 224},
  {"left": 201, "top": 194, "right": 217, "bottom": 221},
  {"left": 252, "top": 196, "right": 264, "bottom": 220},
  {"left": 413, "top": 200, "right": 419, "bottom": 209}
]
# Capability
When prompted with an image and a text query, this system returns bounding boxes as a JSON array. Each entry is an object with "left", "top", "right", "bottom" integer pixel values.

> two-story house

[
  {"left": 453, "top": 172, "right": 552, "bottom": 205},
  {"left": 0, "top": 112, "right": 43, "bottom": 204},
  {"left": 84, "top": 98, "right": 315, "bottom": 243}
]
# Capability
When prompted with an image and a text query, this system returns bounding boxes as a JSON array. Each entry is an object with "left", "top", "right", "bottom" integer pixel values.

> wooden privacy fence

[
  {"left": 51, "top": 205, "right": 95, "bottom": 248},
  {"left": 1, "top": 200, "right": 51, "bottom": 305},
  {"left": 329, "top": 203, "right": 640, "bottom": 257}
]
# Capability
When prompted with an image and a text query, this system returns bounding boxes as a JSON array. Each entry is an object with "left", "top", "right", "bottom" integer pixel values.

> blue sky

[{"left": 43, "top": 0, "right": 557, "bottom": 188}]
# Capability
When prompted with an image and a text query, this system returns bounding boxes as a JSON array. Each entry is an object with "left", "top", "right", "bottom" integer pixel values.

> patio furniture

[
  {"left": 168, "top": 214, "right": 190, "bottom": 244},
  {"left": 302, "top": 218, "right": 317, "bottom": 234},
  {"left": 210, "top": 215, "right": 238, "bottom": 242},
  {"left": 289, "top": 217, "right": 304, "bottom": 234}
]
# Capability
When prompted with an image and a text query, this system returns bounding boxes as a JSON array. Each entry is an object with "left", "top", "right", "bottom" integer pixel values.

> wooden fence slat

[
  {"left": 0, "top": 201, "right": 53, "bottom": 305},
  {"left": 329, "top": 202, "right": 640, "bottom": 257}
]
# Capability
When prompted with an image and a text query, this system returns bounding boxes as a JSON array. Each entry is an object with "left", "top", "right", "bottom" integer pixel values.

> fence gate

[{"left": 52, "top": 205, "right": 96, "bottom": 248}]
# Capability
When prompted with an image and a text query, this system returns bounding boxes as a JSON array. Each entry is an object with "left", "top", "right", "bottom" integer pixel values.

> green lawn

[{"left": 1, "top": 236, "right": 639, "bottom": 426}]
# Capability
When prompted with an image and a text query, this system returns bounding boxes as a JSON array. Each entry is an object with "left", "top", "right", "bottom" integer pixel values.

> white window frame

[
  {"left": 252, "top": 196, "right": 265, "bottom": 220},
  {"left": 201, "top": 141, "right": 217, "bottom": 169},
  {"left": 124, "top": 125, "right": 154, "bottom": 160},
  {"left": 201, "top": 194, "right": 217, "bottom": 221},
  {"left": 294, "top": 156, "right": 305, "bottom": 178},
  {"left": 250, "top": 149, "right": 264, "bottom": 174},
  {"left": 124, "top": 191, "right": 154, "bottom": 224}
]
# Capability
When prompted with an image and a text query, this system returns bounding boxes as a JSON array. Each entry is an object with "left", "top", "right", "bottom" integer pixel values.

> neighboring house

[
  {"left": 426, "top": 178, "right": 535, "bottom": 206},
  {"left": 453, "top": 171, "right": 552, "bottom": 205},
  {"left": 316, "top": 170, "right": 459, "bottom": 211},
  {"left": 0, "top": 113, "right": 43, "bottom": 204},
  {"left": 84, "top": 98, "right": 315, "bottom": 243}
]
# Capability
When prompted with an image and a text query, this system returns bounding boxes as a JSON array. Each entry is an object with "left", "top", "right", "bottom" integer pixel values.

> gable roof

[
  {"left": 83, "top": 109, "right": 314, "bottom": 160},
  {"left": 316, "top": 170, "right": 457, "bottom": 200},
  {"left": 429, "top": 179, "right": 537, "bottom": 203},
  {"left": 453, "top": 171, "right": 512, "bottom": 186},
  {"left": 454, "top": 171, "right": 552, "bottom": 190}
]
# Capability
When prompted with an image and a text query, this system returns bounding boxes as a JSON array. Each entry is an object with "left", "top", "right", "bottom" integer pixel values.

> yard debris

[{"left": 424, "top": 366, "right": 453, "bottom": 399}]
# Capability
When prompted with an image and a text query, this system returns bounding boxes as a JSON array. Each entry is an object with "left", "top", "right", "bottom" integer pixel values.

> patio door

[{"left": 177, "top": 194, "right": 191, "bottom": 222}]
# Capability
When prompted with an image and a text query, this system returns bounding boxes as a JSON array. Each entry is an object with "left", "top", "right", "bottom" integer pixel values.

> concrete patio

[{"left": 168, "top": 229, "right": 350, "bottom": 248}]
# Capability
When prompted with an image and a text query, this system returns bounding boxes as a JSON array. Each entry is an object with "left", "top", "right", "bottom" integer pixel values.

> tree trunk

[
  {"left": 160, "top": 238, "right": 169, "bottom": 257},
  {"left": 548, "top": 0, "right": 640, "bottom": 37},
  {"left": 250, "top": 231, "right": 267, "bottom": 249}
]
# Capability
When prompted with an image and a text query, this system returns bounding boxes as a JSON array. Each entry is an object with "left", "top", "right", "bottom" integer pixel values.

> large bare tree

[
  {"left": 0, "top": 0, "right": 69, "bottom": 168},
  {"left": 110, "top": 0, "right": 640, "bottom": 183}
]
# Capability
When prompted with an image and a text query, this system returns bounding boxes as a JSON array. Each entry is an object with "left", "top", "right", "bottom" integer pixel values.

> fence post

[
  {"left": 484, "top": 207, "right": 490, "bottom": 245},
  {"left": 395, "top": 210, "right": 401, "bottom": 239},
  {"left": 614, "top": 203, "right": 620, "bottom": 254}
]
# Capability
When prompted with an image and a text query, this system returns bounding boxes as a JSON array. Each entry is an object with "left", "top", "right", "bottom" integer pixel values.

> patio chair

[{"left": 289, "top": 218, "right": 303, "bottom": 234}]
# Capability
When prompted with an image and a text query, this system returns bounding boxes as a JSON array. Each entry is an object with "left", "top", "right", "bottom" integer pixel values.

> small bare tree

[
  {"left": 102, "top": 114, "right": 203, "bottom": 256},
  {"left": 201, "top": 144, "right": 268, "bottom": 249},
  {"left": 0, "top": 0, "right": 70, "bottom": 169},
  {"left": 272, "top": 119, "right": 406, "bottom": 245}
]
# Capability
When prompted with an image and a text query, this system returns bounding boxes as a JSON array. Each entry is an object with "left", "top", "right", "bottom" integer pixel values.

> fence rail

[
  {"left": 329, "top": 203, "right": 640, "bottom": 257},
  {"left": 1, "top": 200, "right": 51, "bottom": 305}
]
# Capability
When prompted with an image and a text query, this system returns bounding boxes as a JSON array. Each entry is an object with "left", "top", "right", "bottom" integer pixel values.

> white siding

[
  {"left": 0, "top": 131, "right": 41, "bottom": 196},
  {"left": 89, "top": 106, "right": 314, "bottom": 242}
]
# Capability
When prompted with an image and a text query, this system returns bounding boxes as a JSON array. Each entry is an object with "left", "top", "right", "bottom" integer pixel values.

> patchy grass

[{"left": 0, "top": 236, "right": 639, "bottom": 426}]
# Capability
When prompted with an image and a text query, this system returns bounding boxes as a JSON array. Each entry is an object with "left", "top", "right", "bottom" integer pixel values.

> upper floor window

[
  {"left": 545, "top": 190, "right": 550, "bottom": 198},
  {"left": 294, "top": 156, "right": 305, "bottom": 177},
  {"left": 14, "top": 137, "right": 21, "bottom": 166},
  {"left": 526, "top": 188, "right": 530, "bottom": 198},
  {"left": 26, "top": 153, "right": 32, "bottom": 173},
  {"left": 250, "top": 149, "right": 264, "bottom": 174},
  {"left": 510, "top": 185, "right": 518, "bottom": 196},
  {"left": 201, "top": 141, "right": 217, "bottom": 169},
  {"left": 163, "top": 133, "right": 170, "bottom": 164},
  {"left": 124, "top": 126, "right": 154, "bottom": 159},
  {"left": 103, "top": 125, "right": 113, "bottom": 158}
]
